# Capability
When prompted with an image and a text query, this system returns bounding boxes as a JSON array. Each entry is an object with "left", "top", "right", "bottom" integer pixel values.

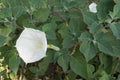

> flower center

[{"left": 36, "top": 40, "right": 43, "bottom": 49}]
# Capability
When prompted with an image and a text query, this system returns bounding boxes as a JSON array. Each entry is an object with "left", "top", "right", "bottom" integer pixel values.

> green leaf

[
  {"left": 111, "top": 3, "right": 120, "bottom": 18},
  {"left": 110, "top": 23, "right": 120, "bottom": 39},
  {"left": 82, "top": 12, "right": 98, "bottom": 26},
  {"left": 80, "top": 41, "right": 97, "bottom": 62},
  {"left": 79, "top": 31, "right": 97, "bottom": 61},
  {"left": 97, "top": 0, "right": 115, "bottom": 21},
  {"left": 69, "top": 9, "right": 82, "bottom": 18},
  {"left": 97, "top": 39, "right": 113, "bottom": 56},
  {"left": 33, "top": 8, "right": 50, "bottom": 22},
  {"left": 42, "top": 22, "right": 57, "bottom": 40},
  {"left": 87, "top": 64, "right": 95, "bottom": 78},
  {"left": 94, "top": 32, "right": 115, "bottom": 56},
  {"left": 12, "top": 6, "right": 25, "bottom": 18},
  {"left": 58, "top": 23, "right": 76, "bottom": 48},
  {"left": 65, "top": 71, "right": 76, "bottom": 80},
  {"left": 76, "top": 0, "right": 87, "bottom": 8},
  {"left": 117, "top": 75, "right": 120, "bottom": 80},
  {"left": 81, "top": 12, "right": 100, "bottom": 34},
  {"left": 99, "top": 74, "right": 109, "bottom": 80},
  {"left": 9, "top": 73, "right": 16, "bottom": 80},
  {"left": 101, "top": 32, "right": 120, "bottom": 57},
  {"left": 0, "top": 8, "right": 12, "bottom": 18},
  {"left": 0, "top": 27, "right": 12, "bottom": 37},
  {"left": 57, "top": 54, "right": 69, "bottom": 72},
  {"left": 62, "top": 36, "right": 76, "bottom": 49},
  {"left": 28, "top": 0, "right": 47, "bottom": 8},
  {"left": 70, "top": 56, "right": 87, "bottom": 79},
  {"left": 0, "top": 35, "right": 6, "bottom": 47},
  {"left": 58, "top": 23, "right": 70, "bottom": 38},
  {"left": 69, "top": 15, "right": 86, "bottom": 36},
  {"left": 95, "top": 70, "right": 109, "bottom": 80},
  {"left": 0, "top": 46, "right": 13, "bottom": 64},
  {"left": 17, "top": 13, "right": 35, "bottom": 28},
  {"left": 79, "top": 31, "right": 93, "bottom": 42},
  {"left": 89, "top": 22, "right": 101, "bottom": 34},
  {"left": 112, "top": 40, "right": 120, "bottom": 57},
  {"left": 9, "top": 54, "right": 20, "bottom": 74},
  {"left": 99, "top": 53, "right": 113, "bottom": 73},
  {"left": 38, "top": 51, "right": 54, "bottom": 75},
  {"left": 5, "top": 0, "right": 22, "bottom": 7},
  {"left": 2, "top": 0, "right": 24, "bottom": 18},
  {"left": 69, "top": 18, "right": 82, "bottom": 36},
  {"left": 29, "top": 66, "right": 41, "bottom": 74}
]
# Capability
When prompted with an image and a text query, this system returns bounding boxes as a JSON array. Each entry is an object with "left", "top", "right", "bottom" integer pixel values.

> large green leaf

[
  {"left": 79, "top": 31, "right": 93, "bottom": 42},
  {"left": 70, "top": 56, "right": 87, "bottom": 79},
  {"left": 89, "top": 22, "right": 101, "bottom": 34},
  {"left": 110, "top": 23, "right": 120, "bottom": 39},
  {"left": 33, "top": 8, "right": 50, "bottom": 22},
  {"left": 38, "top": 50, "right": 54, "bottom": 75},
  {"left": 2, "top": 0, "right": 25, "bottom": 18},
  {"left": 58, "top": 23, "right": 70, "bottom": 38},
  {"left": 0, "top": 46, "right": 13, "bottom": 64},
  {"left": 12, "top": 6, "right": 25, "bottom": 18},
  {"left": 0, "top": 27, "right": 12, "bottom": 37},
  {"left": 97, "top": 39, "right": 113, "bottom": 56},
  {"left": 76, "top": 0, "right": 87, "bottom": 9},
  {"left": 69, "top": 12, "right": 86, "bottom": 36},
  {"left": 103, "top": 33, "right": 120, "bottom": 57},
  {"left": 79, "top": 32, "right": 97, "bottom": 61},
  {"left": 99, "top": 53, "right": 113, "bottom": 73},
  {"left": 58, "top": 23, "right": 76, "bottom": 48},
  {"left": 0, "top": 8, "right": 12, "bottom": 18},
  {"left": 111, "top": 3, "right": 120, "bottom": 18},
  {"left": 28, "top": 0, "right": 46, "bottom": 8},
  {"left": 65, "top": 71, "right": 76, "bottom": 80},
  {"left": 9, "top": 53, "right": 20, "bottom": 74},
  {"left": 62, "top": 36, "right": 76, "bottom": 49},
  {"left": 42, "top": 22, "right": 57, "bottom": 40},
  {"left": 80, "top": 41, "right": 97, "bottom": 62},
  {"left": 57, "top": 54, "right": 69, "bottom": 72},
  {"left": 94, "top": 32, "right": 116, "bottom": 56},
  {"left": 82, "top": 12, "right": 98, "bottom": 26},
  {"left": 97, "top": 0, "right": 115, "bottom": 21},
  {"left": 101, "top": 32, "right": 120, "bottom": 57},
  {"left": 29, "top": 66, "right": 41, "bottom": 74},
  {"left": 29, "top": 51, "right": 54, "bottom": 75}
]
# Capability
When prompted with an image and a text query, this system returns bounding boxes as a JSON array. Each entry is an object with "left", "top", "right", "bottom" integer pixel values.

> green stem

[{"left": 111, "top": 57, "right": 120, "bottom": 75}]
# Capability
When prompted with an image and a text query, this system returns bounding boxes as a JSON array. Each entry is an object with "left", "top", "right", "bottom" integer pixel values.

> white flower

[
  {"left": 15, "top": 28, "right": 47, "bottom": 64},
  {"left": 89, "top": 2, "right": 97, "bottom": 13}
]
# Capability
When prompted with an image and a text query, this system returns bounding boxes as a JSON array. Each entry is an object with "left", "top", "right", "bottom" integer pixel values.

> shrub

[{"left": 0, "top": 0, "right": 120, "bottom": 80}]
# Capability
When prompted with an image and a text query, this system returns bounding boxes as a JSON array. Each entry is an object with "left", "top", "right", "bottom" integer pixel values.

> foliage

[{"left": 0, "top": 0, "right": 120, "bottom": 80}]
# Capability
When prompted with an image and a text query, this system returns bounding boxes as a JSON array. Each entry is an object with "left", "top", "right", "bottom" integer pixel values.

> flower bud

[{"left": 89, "top": 2, "right": 97, "bottom": 13}]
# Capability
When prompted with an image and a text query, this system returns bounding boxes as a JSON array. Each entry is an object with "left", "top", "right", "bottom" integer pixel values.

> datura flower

[
  {"left": 15, "top": 28, "right": 47, "bottom": 64},
  {"left": 89, "top": 2, "right": 97, "bottom": 13}
]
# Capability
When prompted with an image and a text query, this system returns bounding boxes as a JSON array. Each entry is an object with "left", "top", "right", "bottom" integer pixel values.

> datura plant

[{"left": 0, "top": 0, "right": 120, "bottom": 80}]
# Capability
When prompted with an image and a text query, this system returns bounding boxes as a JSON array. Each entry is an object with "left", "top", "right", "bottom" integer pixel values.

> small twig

[
  {"left": 71, "top": 41, "right": 81, "bottom": 55},
  {"left": 53, "top": 11, "right": 66, "bottom": 22},
  {"left": 111, "top": 57, "right": 120, "bottom": 75}
]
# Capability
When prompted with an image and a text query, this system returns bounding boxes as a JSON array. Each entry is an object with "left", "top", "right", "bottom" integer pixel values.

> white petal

[
  {"left": 15, "top": 28, "right": 47, "bottom": 64},
  {"left": 89, "top": 2, "right": 97, "bottom": 13}
]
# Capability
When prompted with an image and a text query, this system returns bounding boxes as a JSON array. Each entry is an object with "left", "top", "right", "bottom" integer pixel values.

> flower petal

[{"left": 15, "top": 28, "right": 47, "bottom": 64}]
